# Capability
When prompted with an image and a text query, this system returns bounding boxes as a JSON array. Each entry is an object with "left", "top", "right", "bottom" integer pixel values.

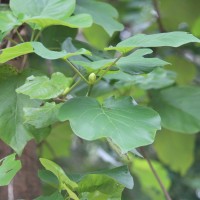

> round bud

[{"left": 88, "top": 73, "right": 96, "bottom": 84}]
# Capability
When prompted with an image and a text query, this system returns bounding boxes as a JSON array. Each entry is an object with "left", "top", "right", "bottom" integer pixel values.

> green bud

[{"left": 88, "top": 73, "right": 96, "bottom": 84}]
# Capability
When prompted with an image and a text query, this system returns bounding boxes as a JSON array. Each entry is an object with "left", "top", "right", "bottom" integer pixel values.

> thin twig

[
  {"left": 34, "top": 30, "right": 41, "bottom": 41},
  {"left": 86, "top": 84, "right": 94, "bottom": 96},
  {"left": 152, "top": 0, "right": 165, "bottom": 32},
  {"left": 16, "top": 29, "right": 24, "bottom": 42},
  {"left": 140, "top": 147, "right": 172, "bottom": 200},
  {"left": 96, "top": 54, "right": 123, "bottom": 83},
  {"left": 64, "top": 59, "right": 89, "bottom": 84}
]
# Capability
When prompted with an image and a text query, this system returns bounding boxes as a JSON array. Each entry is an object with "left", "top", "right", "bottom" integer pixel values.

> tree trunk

[{"left": 13, "top": 140, "right": 41, "bottom": 200}]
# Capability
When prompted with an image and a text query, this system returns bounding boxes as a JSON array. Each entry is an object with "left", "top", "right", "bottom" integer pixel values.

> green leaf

[
  {"left": 35, "top": 191, "right": 64, "bottom": 200},
  {"left": 40, "top": 158, "right": 78, "bottom": 190},
  {"left": 0, "top": 11, "right": 19, "bottom": 36},
  {"left": 58, "top": 97, "right": 161, "bottom": 153},
  {"left": 154, "top": 129, "right": 195, "bottom": 175},
  {"left": 0, "top": 72, "right": 48, "bottom": 154},
  {"left": 24, "top": 102, "right": 62, "bottom": 128},
  {"left": 74, "top": 166, "right": 133, "bottom": 190},
  {"left": 16, "top": 72, "right": 73, "bottom": 100},
  {"left": 105, "top": 68, "right": 176, "bottom": 90},
  {"left": 117, "top": 49, "right": 170, "bottom": 74},
  {"left": 151, "top": 86, "right": 200, "bottom": 133},
  {"left": 25, "top": 14, "right": 93, "bottom": 29},
  {"left": 0, "top": 153, "right": 21, "bottom": 186},
  {"left": 105, "top": 32, "right": 200, "bottom": 53},
  {"left": 0, "top": 42, "right": 91, "bottom": 63},
  {"left": 131, "top": 157, "right": 171, "bottom": 200},
  {"left": 0, "top": 42, "right": 33, "bottom": 63},
  {"left": 76, "top": 0, "right": 124, "bottom": 36},
  {"left": 77, "top": 174, "right": 124, "bottom": 200},
  {"left": 10, "top": 0, "right": 75, "bottom": 20}
]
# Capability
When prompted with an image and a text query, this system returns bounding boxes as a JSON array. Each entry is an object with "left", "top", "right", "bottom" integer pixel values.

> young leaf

[
  {"left": 58, "top": 97, "right": 161, "bottom": 153},
  {"left": 40, "top": 158, "right": 78, "bottom": 190},
  {"left": 0, "top": 154, "right": 21, "bottom": 186},
  {"left": 24, "top": 102, "right": 62, "bottom": 128},
  {"left": 151, "top": 86, "right": 200, "bottom": 133},
  {"left": 16, "top": 72, "right": 73, "bottom": 100},
  {"left": 75, "top": 0, "right": 124, "bottom": 36},
  {"left": 105, "top": 32, "right": 200, "bottom": 53},
  {"left": 154, "top": 129, "right": 195, "bottom": 175}
]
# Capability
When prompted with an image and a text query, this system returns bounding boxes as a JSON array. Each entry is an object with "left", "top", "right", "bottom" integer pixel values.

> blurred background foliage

[{"left": 21, "top": 0, "right": 200, "bottom": 199}]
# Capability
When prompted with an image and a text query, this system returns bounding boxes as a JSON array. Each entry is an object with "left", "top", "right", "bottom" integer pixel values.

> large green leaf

[
  {"left": 58, "top": 97, "right": 161, "bottom": 153},
  {"left": 10, "top": 0, "right": 75, "bottom": 19},
  {"left": 0, "top": 153, "right": 21, "bottom": 186},
  {"left": 16, "top": 72, "right": 73, "bottom": 100},
  {"left": 25, "top": 14, "right": 92, "bottom": 29},
  {"left": 105, "top": 32, "right": 200, "bottom": 53},
  {"left": 151, "top": 86, "right": 200, "bottom": 133},
  {"left": 117, "top": 49, "right": 169, "bottom": 74},
  {"left": 0, "top": 72, "right": 48, "bottom": 154},
  {"left": 76, "top": 0, "right": 124, "bottom": 36},
  {"left": 154, "top": 129, "right": 195, "bottom": 175},
  {"left": 10, "top": 0, "right": 92, "bottom": 29},
  {"left": 24, "top": 102, "right": 62, "bottom": 128}
]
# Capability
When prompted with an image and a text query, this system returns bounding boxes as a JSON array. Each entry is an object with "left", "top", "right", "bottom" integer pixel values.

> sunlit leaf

[{"left": 35, "top": 191, "right": 64, "bottom": 200}]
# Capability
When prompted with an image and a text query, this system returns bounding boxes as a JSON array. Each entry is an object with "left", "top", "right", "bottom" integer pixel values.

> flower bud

[{"left": 88, "top": 73, "right": 96, "bottom": 84}]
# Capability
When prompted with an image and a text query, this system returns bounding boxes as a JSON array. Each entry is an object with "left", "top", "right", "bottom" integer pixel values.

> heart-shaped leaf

[{"left": 58, "top": 97, "right": 161, "bottom": 153}]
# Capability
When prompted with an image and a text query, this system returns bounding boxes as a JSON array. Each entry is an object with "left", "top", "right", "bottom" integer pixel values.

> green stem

[
  {"left": 140, "top": 147, "right": 172, "bottom": 200},
  {"left": 86, "top": 84, "right": 94, "bottom": 96},
  {"left": 34, "top": 30, "right": 42, "bottom": 41},
  {"left": 16, "top": 29, "right": 24, "bottom": 42},
  {"left": 96, "top": 54, "right": 123, "bottom": 83},
  {"left": 62, "top": 78, "right": 82, "bottom": 96},
  {"left": 5, "top": 37, "right": 18, "bottom": 45},
  {"left": 64, "top": 59, "right": 89, "bottom": 84},
  {"left": 30, "top": 29, "right": 35, "bottom": 41}
]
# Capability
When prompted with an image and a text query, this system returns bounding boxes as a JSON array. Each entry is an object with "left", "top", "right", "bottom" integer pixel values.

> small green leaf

[
  {"left": 40, "top": 158, "right": 78, "bottom": 190},
  {"left": 16, "top": 72, "right": 73, "bottom": 100},
  {"left": 117, "top": 49, "right": 169, "bottom": 74},
  {"left": 24, "top": 102, "right": 62, "bottom": 128},
  {"left": 76, "top": 0, "right": 124, "bottom": 36},
  {"left": 151, "top": 86, "right": 200, "bottom": 133},
  {"left": 58, "top": 97, "right": 161, "bottom": 153},
  {"left": 105, "top": 32, "right": 200, "bottom": 53},
  {"left": 0, "top": 153, "right": 21, "bottom": 186},
  {"left": 154, "top": 129, "right": 195, "bottom": 175},
  {"left": 35, "top": 191, "right": 64, "bottom": 200}
]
